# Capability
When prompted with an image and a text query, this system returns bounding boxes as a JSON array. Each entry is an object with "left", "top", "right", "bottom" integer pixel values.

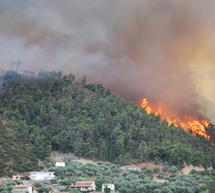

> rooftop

[
  {"left": 71, "top": 181, "right": 95, "bottom": 187},
  {"left": 14, "top": 185, "right": 32, "bottom": 188}
]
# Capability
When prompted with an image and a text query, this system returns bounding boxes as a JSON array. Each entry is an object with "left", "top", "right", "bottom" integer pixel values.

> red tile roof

[
  {"left": 71, "top": 181, "right": 95, "bottom": 188},
  {"left": 13, "top": 185, "right": 37, "bottom": 190},
  {"left": 14, "top": 185, "right": 32, "bottom": 188}
]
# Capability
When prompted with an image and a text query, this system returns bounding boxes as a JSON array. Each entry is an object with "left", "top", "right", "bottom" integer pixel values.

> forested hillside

[
  {"left": 0, "top": 71, "right": 214, "bottom": 176},
  {"left": 0, "top": 117, "right": 41, "bottom": 174}
]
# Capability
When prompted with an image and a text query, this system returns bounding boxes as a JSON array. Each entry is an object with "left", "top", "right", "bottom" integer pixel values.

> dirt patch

[
  {"left": 0, "top": 177, "right": 12, "bottom": 185},
  {"left": 51, "top": 152, "right": 98, "bottom": 165},
  {"left": 179, "top": 165, "right": 212, "bottom": 175},
  {"left": 51, "top": 152, "right": 165, "bottom": 169},
  {"left": 1, "top": 119, "right": 8, "bottom": 126},
  {"left": 136, "top": 162, "right": 163, "bottom": 170}
]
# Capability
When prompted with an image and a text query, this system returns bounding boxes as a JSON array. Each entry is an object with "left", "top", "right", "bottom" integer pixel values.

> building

[
  {"left": 121, "top": 165, "right": 142, "bottom": 172},
  {"left": 12, "top": 185, "right": 37, "bottom": 193},
  {"left": 55, "top": 161, "right": 65, "bottom": 167},
  {"left": 29, "top": 171, "right": 55, "bottom": 181},
  {"left": 71, "top": 181, "right": 96, "bottom": 192},
  {"left": 102, "top": 183, "right": 115, "bottom": 193}
]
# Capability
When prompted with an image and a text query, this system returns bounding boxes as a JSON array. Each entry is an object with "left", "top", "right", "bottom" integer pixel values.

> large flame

[{"left": 140, "top": 98, "right": 210, "bottom": 140}]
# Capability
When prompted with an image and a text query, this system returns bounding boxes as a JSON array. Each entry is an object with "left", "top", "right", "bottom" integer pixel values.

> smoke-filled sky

[{"left": 1, "top": 0, "right": 215, "bottom": 122}]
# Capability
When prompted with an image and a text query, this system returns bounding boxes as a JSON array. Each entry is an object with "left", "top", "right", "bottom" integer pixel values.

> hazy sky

[{"left": 1, "top": 0, "right": 215, "bottom": 121}]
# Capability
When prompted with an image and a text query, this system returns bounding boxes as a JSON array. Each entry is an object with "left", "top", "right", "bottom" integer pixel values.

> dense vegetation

[
  {"left": 0, "top": 117, "right": 41, "bottom": 175},
  {"left": 0, "top": 181, "right": 16, "bottom": 193},
  {"left": 0, "top": 71, "right": 214, "bottom": 176}
]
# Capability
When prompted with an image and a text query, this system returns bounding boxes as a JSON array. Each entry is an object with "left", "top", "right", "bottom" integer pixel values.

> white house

[
  {"left": 121, "top": 165, "right": 142, "bottom": 172},
  {"left": 55, "top": 161, "right": 65, "bottom": 167},
  {"left": 12, "top": 185, "right": 37, "bottom": 193},
  {"left": 102, "top": 183, "right": 115, "bottom": 193},
  {"left": 71, "top": 181, "right": 96, "bottom": 192},
  {"left": 29, "top": 171, "right": 55, "bottom": 181}
]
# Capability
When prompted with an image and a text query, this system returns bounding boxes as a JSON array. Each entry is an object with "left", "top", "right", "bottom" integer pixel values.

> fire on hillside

[{"left": 140, "top": 98, "right": 211, "bottom": 140}]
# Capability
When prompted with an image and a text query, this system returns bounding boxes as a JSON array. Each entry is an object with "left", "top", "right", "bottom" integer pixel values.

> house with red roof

[
  {"left": 12, "top": 185, "right": 37, "bottom": 193},
  {"left": 71, "top": 181, "right": 96, "bottom": 192}
]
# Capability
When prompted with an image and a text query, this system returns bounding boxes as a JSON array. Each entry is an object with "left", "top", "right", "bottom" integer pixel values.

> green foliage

[
  {"left": 0, "top": 181, "right": 16, "bottom": 193},
  {"left": 69, "top": 190, "right": 81, "bottom": 193},
  {"left": 48, "top": 160, "right": 214, "bottom": 193},
  {"left": 0, "top": 118, "right": 41, "bottom": 176},
  {"left": 0, "top": 71, "right": 214, "bottom": 176},
  {"left": 104, "top": 187, "right": 111, "bottom": 193}
]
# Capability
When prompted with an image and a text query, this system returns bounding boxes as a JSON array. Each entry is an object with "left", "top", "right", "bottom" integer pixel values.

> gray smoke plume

[{"left": 1, "top": 0, "right": 215, "bottom": 121}]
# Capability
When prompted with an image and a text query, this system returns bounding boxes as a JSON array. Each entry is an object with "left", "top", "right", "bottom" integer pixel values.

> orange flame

[{"left": 140, "top": 98, "right": 210, "bottom": 140}]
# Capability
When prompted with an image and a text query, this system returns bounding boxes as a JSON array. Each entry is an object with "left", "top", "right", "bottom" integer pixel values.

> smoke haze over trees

[
  {"left": 0, "top": 72, "right": 214, "bottom": 176},
  {"left": 1, "top": 0, "right": 215, "bottom": 122}
]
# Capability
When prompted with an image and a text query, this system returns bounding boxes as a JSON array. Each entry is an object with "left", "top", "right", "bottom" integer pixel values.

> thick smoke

[{"left": 1, "top": 0, "right": 215, "bottom": 121}]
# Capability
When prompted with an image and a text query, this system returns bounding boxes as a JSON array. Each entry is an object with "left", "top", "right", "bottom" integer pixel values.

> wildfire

[{"left": 140, "top": 98, "right": 210, "bottom": 140}]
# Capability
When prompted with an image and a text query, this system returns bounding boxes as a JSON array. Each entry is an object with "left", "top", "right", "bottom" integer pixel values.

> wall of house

[
  {"left": 29, "top": 172, "right": 55, "bottom": 181},
  {"left": 102, "top": 184, "right": 115, "bottom": 193},
  {"left": 12, "top": 187, "right": 32, "bottom": 193},
  {"left": 55, "top": 162, "right": 65, "bottom": 167}
]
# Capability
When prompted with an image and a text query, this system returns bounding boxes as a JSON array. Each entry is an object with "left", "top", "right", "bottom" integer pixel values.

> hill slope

[
  {"left": 0, "top": 117, "right": 42, "bottom": 175},
  {"left": 0, "top": 71, "right": 214, "bottom": 176}
]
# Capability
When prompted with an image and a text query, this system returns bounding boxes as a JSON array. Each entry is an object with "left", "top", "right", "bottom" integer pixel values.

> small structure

[
  {"left": 71, "top": 181, "right": 96, "bottom": 192},
  {"left": 29, "top": 171, "right": 55, "bottom": 181},
  {"left": 121, "top": 165, "right": 142, "bottom": 172},
  {"left": 55, "top": 161, "right": 65, "bottom": 167},
  {"left": 12, "top": 185, "right": 37, "bottom": 193},
  {"left": 102, "top": 183, "right": 115, "bottom": 193}
]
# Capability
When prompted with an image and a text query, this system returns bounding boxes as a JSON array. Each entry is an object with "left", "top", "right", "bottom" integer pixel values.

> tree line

[{"left": 0, "top": 71, "right": 214, "bottom": 176}]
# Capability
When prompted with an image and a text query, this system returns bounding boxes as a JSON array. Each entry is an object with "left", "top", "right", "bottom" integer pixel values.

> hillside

[
  {"left": 0, "top": 71, "right": 214, "bottom": 176},
  {"left": 0, "top": 117, "right": 41, "bottom": 175}
]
